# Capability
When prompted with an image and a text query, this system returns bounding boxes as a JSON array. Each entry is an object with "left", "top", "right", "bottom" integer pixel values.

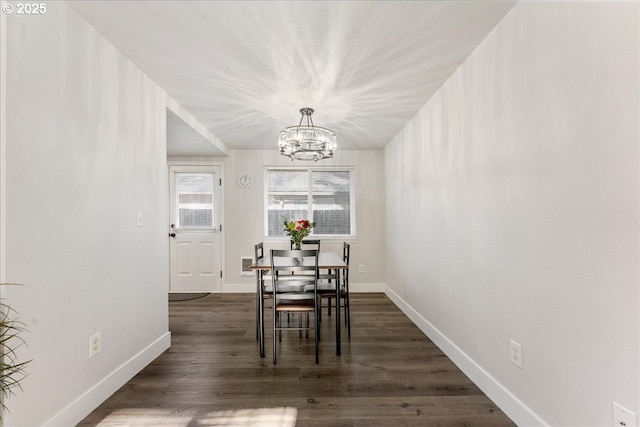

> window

[
  {"left": 265, "top": 167, "right": 355, "bottom": 238},
  {"left": 175, "top": 172, "right": 216, "bottom": 229}
]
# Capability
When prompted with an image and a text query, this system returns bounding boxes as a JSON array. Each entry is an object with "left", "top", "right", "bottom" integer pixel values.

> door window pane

[{"left": 176, "top": 173, "right": 215, "bottom": 228}]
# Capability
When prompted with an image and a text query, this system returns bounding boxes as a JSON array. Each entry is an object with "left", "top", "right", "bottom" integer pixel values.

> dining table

[{"left": 250, "top": 250, "right": 349, "bottom": 358}]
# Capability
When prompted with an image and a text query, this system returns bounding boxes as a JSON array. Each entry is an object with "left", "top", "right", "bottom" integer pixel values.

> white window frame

[{"left": 264, "top": 166, "right": 356, "bottom": 240}]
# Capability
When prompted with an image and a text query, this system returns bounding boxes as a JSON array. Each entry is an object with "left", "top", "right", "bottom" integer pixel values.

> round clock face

[{"left": 237, "top": 174, "right": 252, "bottom": 189}]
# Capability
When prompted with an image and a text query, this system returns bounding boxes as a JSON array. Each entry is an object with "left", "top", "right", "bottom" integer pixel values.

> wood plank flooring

[{"left": 78, "top": 293, "right": 516, "bottom": 426}]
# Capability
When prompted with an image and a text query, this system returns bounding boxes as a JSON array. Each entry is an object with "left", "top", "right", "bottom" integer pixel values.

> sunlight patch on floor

[
  {"left": 92, "top": 407, "right": 297, "bottom": 426},
  {"left": 93, "top": 408, "right": 196, "bottom": 426},
  {"left": 195, "top": 407, "right": 298, "bottom": 426}
]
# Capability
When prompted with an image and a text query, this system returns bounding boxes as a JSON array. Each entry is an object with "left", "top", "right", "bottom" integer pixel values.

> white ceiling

[{"left": 69, "top": 1, "right": 516, "bottom": 156}]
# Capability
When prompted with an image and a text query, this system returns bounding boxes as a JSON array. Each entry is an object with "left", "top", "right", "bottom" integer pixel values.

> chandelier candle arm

[{"left": 278, "top": 107, "right": 337, "bottom": 161}]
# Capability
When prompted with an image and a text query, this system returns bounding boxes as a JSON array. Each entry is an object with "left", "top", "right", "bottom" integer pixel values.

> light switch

[{"left": 136, "top": 211, "right": 144, "bottom": 227}]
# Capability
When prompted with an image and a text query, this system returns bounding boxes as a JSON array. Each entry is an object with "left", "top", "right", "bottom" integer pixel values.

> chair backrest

[
  {"left": 254, "top": 242, "right": 265, "bottom": 261},
  {"left": 342, "top": 242, "right": 350, "bottom": 264},
  {"left": 290, "top": 239, "right": 321, "bottom": 250},
  {"left": 343, "top": 242, "right": 350, "bottom": 281},
  {"left": 270, "top": 249, "right": 319, "bottom": 296}
]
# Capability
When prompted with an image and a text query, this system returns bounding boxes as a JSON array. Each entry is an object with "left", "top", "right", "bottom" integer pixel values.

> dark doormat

[{"left": 168, "top": 293, "right": 211, "bottom": 302}]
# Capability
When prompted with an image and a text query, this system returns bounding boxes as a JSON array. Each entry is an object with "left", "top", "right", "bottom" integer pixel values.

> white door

[{"left": 169, "top": 165, "right": 222, "bottom": 293}]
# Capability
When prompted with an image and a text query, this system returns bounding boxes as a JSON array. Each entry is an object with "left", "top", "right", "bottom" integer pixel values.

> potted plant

[{"left": 0, "top": 284, "right": 31, "bottom": 423}]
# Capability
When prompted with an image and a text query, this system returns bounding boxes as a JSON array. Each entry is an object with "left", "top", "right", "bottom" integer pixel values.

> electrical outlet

[
  {"left": 358, "top": 264, "right": 365, "bottom": 273},
  {"left": 510, "top": 339, "right": 523, "bottom": 369},
  {"left": 613, "top": 402, "right": 637, "bottom": 427},
  {"left": 89, "top": 332, "right": 102, "bottom": 358},
  {"left": 136, "top": 211, "right": 144, "bottom": 227}
]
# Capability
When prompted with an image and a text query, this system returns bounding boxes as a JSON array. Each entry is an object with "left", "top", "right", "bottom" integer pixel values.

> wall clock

[{"left": 237, "top": 174, "right": 253, "bottom": 189}]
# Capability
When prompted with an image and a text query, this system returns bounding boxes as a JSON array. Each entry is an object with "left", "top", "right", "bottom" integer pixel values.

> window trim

[{"left": 263, "top": 166, "right": 356, "bottom": 240}]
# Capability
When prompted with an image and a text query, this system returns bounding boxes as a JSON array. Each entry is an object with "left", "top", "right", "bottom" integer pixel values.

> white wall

[
  {"left": 2, "top": 3, "right": 173, "bottom": 425},
  {"left": 384, "top": 2, "right": 639, "bottom": 426},
  {"left": 170, "top": 149, "right": 386, "bottom": 291}
]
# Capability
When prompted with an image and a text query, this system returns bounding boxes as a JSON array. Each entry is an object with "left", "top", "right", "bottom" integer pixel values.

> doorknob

[
  {"left": 169, "top": 233, "right": 176, "bottom": 237},
  {"left": 170, "top": 224, "right": 176, "bottom": 228}
]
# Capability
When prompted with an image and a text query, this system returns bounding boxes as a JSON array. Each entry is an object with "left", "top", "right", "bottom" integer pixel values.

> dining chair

[
  {"left": 254, "top": 241, "right": 265, "bottom": 262},
  {"left": 318, "top": 242, "right": 351, "bottom": 338},
  {"left": 270, "top": 249, "right": 320, "bottom": 365},
  {"left": 341, "top": 242, "right": 351, "bottom": 337},
  {"left": 255, "top": 242, "right": 294, "bottom": 350},
  {"left": 254, "top": 242, "right": 273, "bottom": 341},
  {"left": 254, "top": 242, "right": 272, "bottom": 284}
]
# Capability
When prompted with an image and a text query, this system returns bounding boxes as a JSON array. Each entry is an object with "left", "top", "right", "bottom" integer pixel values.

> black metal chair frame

[
  {"left": 319, "top": 242, "right": 351, "bottom": 338},
  {"left": 254, "top": 243, "right": 269, "bottom": 340},
  {"left": 270, "top": 249, "right": 320, "bottom": 364}
]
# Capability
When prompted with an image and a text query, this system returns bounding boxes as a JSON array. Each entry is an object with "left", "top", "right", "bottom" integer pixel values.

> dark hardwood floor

[{"left": 79, "top": 293, "right": 516, "bottom": 426}]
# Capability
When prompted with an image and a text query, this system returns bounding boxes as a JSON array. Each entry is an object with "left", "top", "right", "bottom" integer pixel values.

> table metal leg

[
  {"left": 335, "top": 269, "right": 341, "bottom": 356},
  {"left": 259, "top": 270, "right": 265, "bottom": 357},
  {"left": 256, "top": 271, "right": 260, "bottom": 341}
]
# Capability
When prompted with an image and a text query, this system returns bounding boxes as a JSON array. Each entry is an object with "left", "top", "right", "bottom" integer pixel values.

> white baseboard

[
  {"left": 222, "top": 282, "right": 385, "bottom": 293},
  {"left": 44, "top": 332, "right": 171, "bottom": 426},
  {"left": 383, "top": 285, "right": 548, "bottom": 427}
]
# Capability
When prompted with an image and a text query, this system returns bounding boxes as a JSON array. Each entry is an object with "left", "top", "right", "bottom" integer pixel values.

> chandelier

[{"left": 278, "top": 108, "right": 337, "bottom": 161}]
